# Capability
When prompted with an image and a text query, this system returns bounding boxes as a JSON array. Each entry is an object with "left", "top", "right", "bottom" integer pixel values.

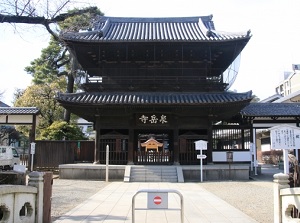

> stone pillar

[
  {"left": 28, "top": 171, "right": 44, "bottom": 223},
  {"left": 273, "top": 173, "right": 289, "bottom": 223}
]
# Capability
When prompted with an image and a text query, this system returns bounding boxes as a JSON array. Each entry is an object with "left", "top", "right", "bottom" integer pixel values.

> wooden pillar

[
  {"left": 207, "top": 120, "right": 213, "bottom": 163},
  {"left": 94, "top": 116, "right": 100, "bottom": 164},
  {"left": 28, "top": 114, "right": 37, "bottom": 171},
  {"left": 30, "top": 114, "right": 36, "bottom": 142},
  {"left": 173, "top": 128, "right": 180, "bottom": 165},
  {"left": 128, "top": 128, "right": 134, "bottom": 164},
  {"left": 297, "top": 122, "right": 300, "bottom": 161}
]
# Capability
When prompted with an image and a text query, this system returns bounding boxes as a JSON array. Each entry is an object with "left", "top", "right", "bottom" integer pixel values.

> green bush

[{"left": 38, "top": 121, "right": 87, "bottom": 140}]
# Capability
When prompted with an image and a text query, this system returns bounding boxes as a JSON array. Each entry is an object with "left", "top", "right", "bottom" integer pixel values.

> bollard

[{"left": 132, "top": 189, "right": 184, "bottom": 223}]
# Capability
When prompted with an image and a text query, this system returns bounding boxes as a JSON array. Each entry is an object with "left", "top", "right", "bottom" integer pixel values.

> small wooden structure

[
  {"left": 0, "top": 107, "right": 40, "bottom": 169},
  {"left": 141, "top": 138, "right": 163, "bottom": 152}
]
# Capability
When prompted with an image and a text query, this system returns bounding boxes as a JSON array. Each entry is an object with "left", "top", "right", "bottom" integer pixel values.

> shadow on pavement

[{"left": 250, "top": 164, "right": 283, "bottom": 182}]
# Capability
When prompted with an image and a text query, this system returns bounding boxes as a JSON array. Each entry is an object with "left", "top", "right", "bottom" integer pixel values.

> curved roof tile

[
  {"left": 241, "top": 103, "right": 300, "bottom": 117},
  {"left": 0, "top": 107, "right": 40, "bottom": 115},
  {"left": 60, "top": 16, "right": 251, "bottom": 43},
  {"left": 56, "top": 91, "right": 253, "bottom": 105}
]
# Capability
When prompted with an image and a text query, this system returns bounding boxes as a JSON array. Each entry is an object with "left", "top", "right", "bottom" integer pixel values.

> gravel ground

[
  {"left": 51, "top": 178, "right": 110, "bottom": 222},
  {"left": 51, "top": 167, "right": 280, "bottom": 223},
  {"left": 200, "top": 179, "right": 274, "bottom": 223},
  {"left": 199, "top": 167, "right": 280, "bottom": 223}
]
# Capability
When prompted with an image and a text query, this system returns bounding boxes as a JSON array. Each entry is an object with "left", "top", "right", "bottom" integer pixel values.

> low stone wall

[
  {"left": 59, "top": 164, "right": 125, "bottom": 180},
  {"left": 0, "top": 172, "right": 45, "bottom": 223},
  {"left": 0, "top": 185, "right": 37, "bottom": 223},
  {"left": 59, "top": 164, "right": 250, "bottom": 181},
  {"left": 182, "top": 164, "right": 250, "bottom": 181},
  {"left": 274, "top": 173, "right": 300, "bottom": 223}
]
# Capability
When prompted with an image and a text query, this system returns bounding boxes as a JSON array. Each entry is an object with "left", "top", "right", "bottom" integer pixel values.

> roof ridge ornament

[
  {"left": 210, "top": 29, "right": 252, "bottom": 38},
  {"left": 96, "top": 17, "right": 110, "bottom": 37}
]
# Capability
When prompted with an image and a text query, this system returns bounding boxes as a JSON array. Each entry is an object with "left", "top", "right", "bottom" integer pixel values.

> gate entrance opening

[{"left": 135, "top": 132, "right": 173, "bottom": 165}]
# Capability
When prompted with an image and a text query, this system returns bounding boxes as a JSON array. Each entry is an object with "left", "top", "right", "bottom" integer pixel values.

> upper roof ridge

[
  {"left": 95, "top": 15, "right": 214, "bottom": 23},
  {"left": 60, "top": 14, "right": 250, "bottom": 42}
]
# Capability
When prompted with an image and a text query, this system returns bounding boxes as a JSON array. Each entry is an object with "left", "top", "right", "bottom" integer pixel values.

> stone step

[
  {"left": 130, "top": 176, "right": 178, "bottom": 182},
  {"left": 131, "top": 172, "right": 176, "bottom": 175},
  {"left": 131, "top": 170, "right": 177, "bottom": 175},
  {"left": 130, "top": 166, "right": 178, "bottom": 182}
]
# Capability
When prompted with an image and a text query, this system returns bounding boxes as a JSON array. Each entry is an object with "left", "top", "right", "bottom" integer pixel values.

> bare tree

[
  {"left": 0, "top": 0, "right": 100, "bottom": 41},
  {"left": 0, "top": 0, "right": 101, "bottom": 122}
]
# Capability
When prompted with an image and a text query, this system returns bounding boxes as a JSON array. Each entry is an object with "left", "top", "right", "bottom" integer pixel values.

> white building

[{"left": 274, "top": 64, "right": 300, "bottom": 101}]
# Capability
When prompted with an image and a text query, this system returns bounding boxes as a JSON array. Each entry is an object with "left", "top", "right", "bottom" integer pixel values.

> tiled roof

[
  {"left": 0, "top": 107, "right": 40, "bottom": 115},
  {"left": 56, "top": 91, "right": 253, "bottom": 105},
  {"left": 60, "top": 16, "right": 251, "bottom": 43},
  {"left": 240, "top": 103, "right": 300, "bottom": 117}
]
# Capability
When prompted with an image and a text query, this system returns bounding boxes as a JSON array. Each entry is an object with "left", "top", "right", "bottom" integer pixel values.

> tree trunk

[{"left": 63, "top": 74, "right": 74, "bottom": 123}]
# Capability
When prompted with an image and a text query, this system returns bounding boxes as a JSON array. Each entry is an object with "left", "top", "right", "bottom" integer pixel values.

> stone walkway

[{"left": 53, "top": 182, "right": 257, "bottom": 223}]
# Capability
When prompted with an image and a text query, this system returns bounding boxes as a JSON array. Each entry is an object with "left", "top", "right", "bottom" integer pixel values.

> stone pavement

[{"left": 53, "top": 182, "right": 257, "bottom": 223}]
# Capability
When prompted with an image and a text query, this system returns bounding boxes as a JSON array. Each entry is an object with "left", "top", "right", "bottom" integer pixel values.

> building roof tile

[
  {"left": 0, "top": 107, "right": 40, "bottom": 115},
  {"left": 241, "top": 103, "right": 300, "bottom": 117},
  {"left": 56, "top": 91, "right": 253, "bottom": 105},
  {"left": 61, "top": 16, "right": 251, "bottom": 43}
]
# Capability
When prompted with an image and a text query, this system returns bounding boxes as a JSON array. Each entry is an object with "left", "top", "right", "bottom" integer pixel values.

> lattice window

[{"left": 212, "top": 126, "right": 251, "bottom": 150}]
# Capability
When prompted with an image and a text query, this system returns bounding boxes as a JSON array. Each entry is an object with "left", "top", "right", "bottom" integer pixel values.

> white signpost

[
  {"left": 197, "top": 154, "right": 207, "bottom": 159},
  {"left": 195, "top": 140, "right": 207, "bottom": 182},
  {"left": 30, "top": 142, "right": 36, "bottom": 171},
  {"left": 269, "top": 124, "right": 300, "bottom": 174}
]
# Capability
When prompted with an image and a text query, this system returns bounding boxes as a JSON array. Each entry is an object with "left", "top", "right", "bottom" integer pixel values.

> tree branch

[
  {"left": 52, "top": 0, "right": 71, "bottom": 19},
  {"left": 0, "top": 6, "right": 98, "bottom": 24},
  {"left": 43, "top": 22, "right": 59, "bottom": 41},
  {"left": 53, "top": 47, "right": 69, "bottom": 67},
  {"left": 51, "top": 6, "right": 99, "bottom": 22},
  {"left": 0, "top": 14, "right": 48, "bottom": 24}
]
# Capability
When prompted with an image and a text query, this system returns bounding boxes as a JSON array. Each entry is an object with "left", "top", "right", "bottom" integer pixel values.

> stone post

[
  {"left": 28, "top": 171, "right": 44, "bottom": 223},
  {"left": 273, "top": 173, "right": 289, "bottom": 223}
]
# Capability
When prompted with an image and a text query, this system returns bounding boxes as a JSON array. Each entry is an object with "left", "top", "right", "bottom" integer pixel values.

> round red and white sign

[{"left": 153, "top": 196, "right": 162, "bottom": 205}]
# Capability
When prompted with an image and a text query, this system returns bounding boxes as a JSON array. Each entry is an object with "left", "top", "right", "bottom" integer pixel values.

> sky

[{"left": 1, "top": 0, "right": 300, "bottom": 106}]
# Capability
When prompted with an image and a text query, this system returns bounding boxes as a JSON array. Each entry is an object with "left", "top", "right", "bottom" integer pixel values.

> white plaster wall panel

[
  {"left": 0, "top": 115, "right": 6, "bottom": 123},
  {"left": 213, "top": 151, "right": 251, "bottom": 162},
  {"left": 212, "top": 152, "right": 227, "bottom": 162},
  {"left": 7, "top": 115, "right": 33, "bottom": 123},
  {"left": 233, "top": 151, "right": 251, "bottom": 161}
]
